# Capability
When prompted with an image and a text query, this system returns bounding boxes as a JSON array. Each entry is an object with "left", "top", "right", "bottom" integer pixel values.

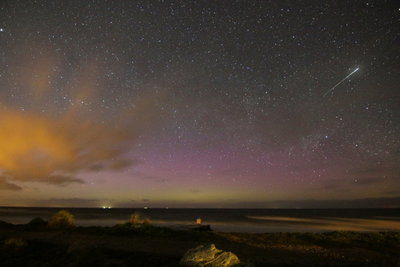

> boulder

[{"left": 180, "top": 244, "right": 240, "bottom": 267}]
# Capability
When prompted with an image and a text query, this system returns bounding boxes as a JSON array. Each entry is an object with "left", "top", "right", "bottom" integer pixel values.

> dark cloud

[
  {"left": 190, "top": 189, "right": 201, "bottom": 193},
  {"left": 381, "top": 190, "right": 400, "bottom": 196},
  {"left": 88, "top": 159, "right": 138, "bottom": 172},
  {"left": 214, "top": 167, "right": 249, "bottom": 177},
  {"left": 318, "top": 176, "right": 386, "bottom": 191},
  {"left": 353, "top": 177, "right": 383, "bottom": 185},
  {"left": 229, "top": 197, "right": 400, "bottom": 209},
  {"left": 109, "top": 159, "right": 137, "bottom": 171},
  {"left": 349, "top": 167, "right": 385, "bottom": 175},
  {"left": 0, "top": 177, "right": 22, "bottom": 191},
  {"left": 133, "top": 172, "right": 171, "bottom": 183},
  {"left": 317, "top": 180, "right": 342, "bottom": 190},
  {"left": 45, "top": 175, "right": 84, "bottom": 185},
  {"left": 141, "top": 176, "right": 170, "bottom": 183},
  {"left": 41, "top": 198, "right": 101, "bottom": 207}
]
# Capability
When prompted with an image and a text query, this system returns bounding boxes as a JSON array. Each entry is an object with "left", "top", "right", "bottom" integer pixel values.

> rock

[
  {"left": 180, "top": 244, "right": 240, "bottom": 267},
  {"left": 181, "top": 244, "right": 221, "bottom": 264}
]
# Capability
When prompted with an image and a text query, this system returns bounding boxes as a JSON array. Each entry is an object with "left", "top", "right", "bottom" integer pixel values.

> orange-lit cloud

[
  {"left": 0, "top": 176, "right": 22, "bottom": 191},
  {"left": 0, "top": 107, "right": 138, "bottom": 185},
  {"left": 0, "top": 50, "right": 163, "bottom": 189}
]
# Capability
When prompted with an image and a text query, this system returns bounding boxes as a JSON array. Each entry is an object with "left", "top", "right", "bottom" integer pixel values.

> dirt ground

[{"left": 0, "top": 222, "right": 399, "bottom": 266}]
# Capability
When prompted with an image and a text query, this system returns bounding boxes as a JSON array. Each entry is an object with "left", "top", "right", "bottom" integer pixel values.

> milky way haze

[{"left": 0, "top": 1, "right": 399, "bottom": 208}]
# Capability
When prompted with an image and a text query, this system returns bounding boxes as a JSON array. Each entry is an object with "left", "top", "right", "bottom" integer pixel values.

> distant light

[
  {"left": 102, "top": 206, "right": 106, "bottom": 209},
  {"left": 143, "top": 206, "right": 148, "bottom": 209},
  {"left": 0, "top": 28, "right": 4, "bottom": 32},
  {"left": 108, "top": 206, "right": 111, "bottom": 209}
]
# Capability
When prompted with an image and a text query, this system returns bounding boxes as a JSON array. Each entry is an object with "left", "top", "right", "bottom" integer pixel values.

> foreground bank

[{"left": 0, "top": 218, "right": 399, "bottom": 266}]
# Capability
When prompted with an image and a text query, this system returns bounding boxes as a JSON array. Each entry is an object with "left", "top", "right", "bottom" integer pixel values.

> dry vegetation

[{"left": 48, "top": 210, "right": 75, "bottom": 229}]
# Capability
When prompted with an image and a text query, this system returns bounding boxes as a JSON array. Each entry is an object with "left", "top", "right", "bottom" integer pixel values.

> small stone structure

[{"left": 180, "top": 244, "right": 240, "bottom": 267}]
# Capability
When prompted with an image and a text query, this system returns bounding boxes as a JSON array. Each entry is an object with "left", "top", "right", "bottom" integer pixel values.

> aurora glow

[{"left": 0, "top": 1, "right": 399, "bottom": 208}]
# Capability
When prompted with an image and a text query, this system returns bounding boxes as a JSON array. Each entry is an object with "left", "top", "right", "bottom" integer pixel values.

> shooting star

[{"left": 323, "top": 67, "right": 359, "bottom": 97}]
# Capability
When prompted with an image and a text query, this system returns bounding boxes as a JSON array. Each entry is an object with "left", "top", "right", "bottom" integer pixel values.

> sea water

[{"left": 0, "top": 207, "right": 399, "bottom": 232}]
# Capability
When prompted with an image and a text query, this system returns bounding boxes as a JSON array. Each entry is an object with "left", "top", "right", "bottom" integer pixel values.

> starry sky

[{"left": 0, "top": 1, "right": 399, "bottom": 208}]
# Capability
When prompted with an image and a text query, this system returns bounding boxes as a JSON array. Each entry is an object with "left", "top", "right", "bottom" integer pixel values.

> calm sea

[{"left": 0, "top": 207, "right": 399, "bottom": 233}]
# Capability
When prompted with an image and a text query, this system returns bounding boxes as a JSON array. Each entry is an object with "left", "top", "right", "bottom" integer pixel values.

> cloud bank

[
  {"left": 0, "top": 107, "right": 138, "bottom": 186},
  {"left": 0, "top": 51, "right": 163, "bottom": 189}
]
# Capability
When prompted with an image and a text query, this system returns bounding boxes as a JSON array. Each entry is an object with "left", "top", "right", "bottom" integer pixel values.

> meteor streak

[{"left": 323, "top": 67, "right": 359, "bottom": 97}]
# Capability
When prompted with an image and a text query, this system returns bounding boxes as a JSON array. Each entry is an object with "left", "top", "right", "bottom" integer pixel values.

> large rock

[{"left": 180, "top": 244, "right": 240, "bottom": 267}]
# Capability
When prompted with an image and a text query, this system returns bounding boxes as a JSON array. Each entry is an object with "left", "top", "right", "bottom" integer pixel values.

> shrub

[
  {"left": 128, "top": 212, "right": 142, "bottom": 225},
  {"left": 142, "top": 218, "right": 151, "bottom": 225},
  {"left": 0, "top": 220, "right": 14, "bottom": 229},
  {"left": 48, "top": 210, "right": 75, "bottom": 229},
  {"left": 26, "top": 217, "right": 47, "bottom": 229},
  {"left": 4, "top": 237, "right": 27, "bottom": 250}
]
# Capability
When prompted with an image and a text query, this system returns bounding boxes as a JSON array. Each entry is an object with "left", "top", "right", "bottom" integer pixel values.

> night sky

[{"left": 0, "top": 1, "right": 399, "bottom": 208}]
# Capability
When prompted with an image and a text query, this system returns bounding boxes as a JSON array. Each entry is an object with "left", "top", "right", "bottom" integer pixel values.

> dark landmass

[{"left": 0, "top": 219, "right": 399, "bottom": 266}]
